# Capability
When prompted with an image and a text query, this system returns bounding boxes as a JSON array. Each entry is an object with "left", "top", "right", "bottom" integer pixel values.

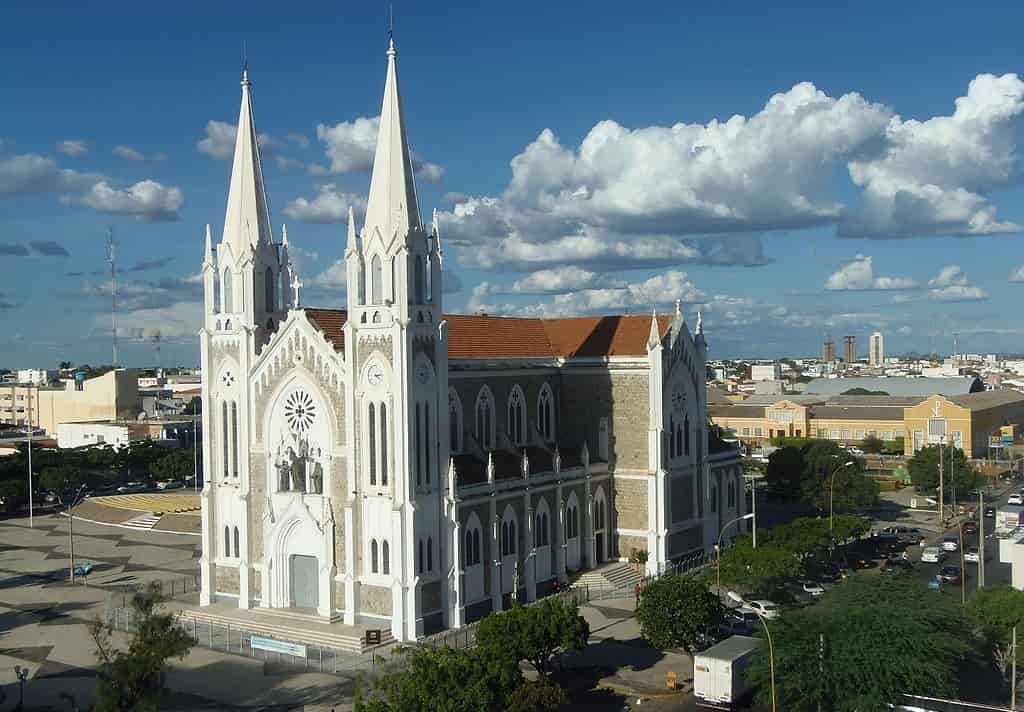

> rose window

[
  {"left": 671, "top": 386, "right": 686, "bottom": 411},
  {"left": 284, "top": 390, "right": 316, "bottom": 433}
]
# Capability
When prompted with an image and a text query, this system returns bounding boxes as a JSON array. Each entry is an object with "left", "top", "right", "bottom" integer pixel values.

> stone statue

[
  {"left": 289, "top": 445, "right": 305, "bottom": 492},
  {"left": 310, "top": 447, "right": 324, "bottom": 494},
  {"left": 276, "top": 445, "right": 291, "bottom": 491}
]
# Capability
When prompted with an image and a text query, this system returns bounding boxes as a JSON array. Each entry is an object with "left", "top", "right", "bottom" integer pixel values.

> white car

[
  {"left": 801, "top": 581, "right": 826, "bottom": 597},
  {"left": 921, "top": 546, "right": 945, "bottom": 563},
  {"left": 744, "top": 600, "right": 781, "bottom": 620},
  {"left": 156, "top": 480, "right": 183, "bottom": 490},
  {"left": 1009, "top": 494, "right": 1023, "bottom": 506},
  {"left": 965, "top": 548, "right": 981, "bottom": 564},
  {"left": 942, "top": 538, "right": 959, "bottom": 552}
]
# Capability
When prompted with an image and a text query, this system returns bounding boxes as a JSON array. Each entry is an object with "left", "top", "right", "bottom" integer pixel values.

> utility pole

[
  {"left": 980, "top": 491, "right": 986, "bottom": 588},
  {"left": 939, "top": 442, "right": 945, "bottom": 527},
  {"left": 1013, "top": 625, "right": 1018, "bottom": 711},
  {"left": 818, "top": 632, "right": 824, "bottom": 712},
  {"left": 959, "top": 524, "right": 966, "bottom": 606}
]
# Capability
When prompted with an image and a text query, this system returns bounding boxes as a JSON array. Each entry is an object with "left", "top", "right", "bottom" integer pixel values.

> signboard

[
  {"left": 366, "top": 629, "right": 382, "bottom": 645},
  {"left": 1002, "top": 435, "right": 1015, "bottom": 445},
  {"left": 250, "top": 636, "right": 306, "bottom": 658}
]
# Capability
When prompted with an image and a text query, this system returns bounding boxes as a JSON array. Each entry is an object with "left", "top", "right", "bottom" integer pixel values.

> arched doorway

[{"left": 593, "top": 487, "right": 608, "bottom": 564}]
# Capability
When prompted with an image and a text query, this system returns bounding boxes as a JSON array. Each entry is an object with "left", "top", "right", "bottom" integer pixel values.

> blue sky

[{"left": 2, "top": 1, "right": 1024, "bottom": 366}]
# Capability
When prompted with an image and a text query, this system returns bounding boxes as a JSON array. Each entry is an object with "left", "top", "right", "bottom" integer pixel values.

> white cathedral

[{"left": 198, "top": 38, "right": 744, "bottom": 642}]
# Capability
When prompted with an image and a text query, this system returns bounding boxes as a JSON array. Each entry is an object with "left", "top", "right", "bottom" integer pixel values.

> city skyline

[{"left": 3, "top": 2, "right": 1024, "bottom": 366}]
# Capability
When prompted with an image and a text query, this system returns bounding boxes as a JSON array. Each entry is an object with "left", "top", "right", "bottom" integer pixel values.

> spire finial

[
  {"left": 204, "top": 224, "right": 213, "bottom": 264},
  {"left": 696, "top": 309, "right": 704, "bottom": 335},
  {"left": 281, "top": 224, "right": 289, "bottom": 246},
  {"left": 241, "top": 40, "right": 249, "bottom": 85},
  {"left": 675, "top": 299, "right": 681, "bottom": 316}
]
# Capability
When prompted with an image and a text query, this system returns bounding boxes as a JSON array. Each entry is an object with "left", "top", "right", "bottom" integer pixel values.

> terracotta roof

[{"left": 303, "top": 308, "right": 674, "bottom": 360}]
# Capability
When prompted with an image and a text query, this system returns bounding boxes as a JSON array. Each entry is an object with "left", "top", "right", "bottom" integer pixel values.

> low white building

[
  {"left": 16, "top": 369, "right": 56, "bottom": 385},
  {"left": 751, "top": 363, "right": 782, "bottom": 382},
  {"left": 57, "top": 421, "right": 132, "bottom": 450}
]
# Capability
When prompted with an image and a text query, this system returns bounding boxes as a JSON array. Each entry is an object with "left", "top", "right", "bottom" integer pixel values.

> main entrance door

[{"left": 289, "top": 554, "right": 318, "bottom": 609}]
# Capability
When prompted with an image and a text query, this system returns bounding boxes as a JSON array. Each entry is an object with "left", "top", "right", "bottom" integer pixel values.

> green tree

[
  {"left": 766, "top": 446, "right": 806, "bottom": 497},
  {"left": 747, "top": 575, "right": 972, "bottom": 711},
  {"left": 829, "top": 514, "right": 871, "bottom": 545},
  {"left": 717, "top": 536, "right": 800, "bottom": 595},
  {"left": 151, "top": 448, "right": 198, "bottom": 482},
  {"left": 764, "top": 517, "right": 830, "bottom": 560},
  {"left": 361, "top": 645, "right": 520, "bottom": 712},
  {"left": 861, "top": 434, "right": 884, "bottom": 454},
  {"left": 89, "top": 582, "right": 195, "bottom": 711},
  {"left": 636, "top": 574, "right": 722, "bottom": 653},
  {"left": 907, "top": 444, "right": 978, "bottom": 493},
  {"left": 505, "top": 680, "right": 569, "bottom": 712},
  {"left": 40, "top": 464, "right": 87, "bottom": 499},
  {"left": 766, "top": 440, "right": 877, "bottom": 512},
  {"left": 475, "top": 598, "right": 589, "bottom": 678},
  {"left": 0, "top": 479, "right": 27, "bottom": 512},
  {"left": 967, "top": 585, "right": 1024, "bottom": 682}
]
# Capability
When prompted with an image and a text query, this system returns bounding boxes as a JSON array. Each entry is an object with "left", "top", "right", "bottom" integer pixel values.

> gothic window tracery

[
  {"left": 508, "top": 385, "right": 526, "bottom": 446},
  {"left": 537, "top": 383, "right": 554, "bottom": 442},
  {"left": 284, "top": 390, "right": 317, "bottom": 433},
  {"left": 475, "top": 387, "right": 494, "bottom": 451}
]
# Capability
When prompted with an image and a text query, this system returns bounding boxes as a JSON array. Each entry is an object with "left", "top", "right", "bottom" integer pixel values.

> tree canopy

[
  {"left": 475, "top": 598, "right": 589, "bottom": 677},
  {"left": 748, "top": 574, "right": 973, "bottom": 711},
  {"left": 636, "top": 574, "right": 722, "bottom": 653},
  {"left": 766, "top": 439, "right": 878, "bottom": 512},
  {"left": 717, "top": 536, "right": 801, "bottom": 595},
  {"left": 861, "top": 434, "right": 884, "bottom": 453},
  {"left": 151, "top": 448, "right": 198, "bottom": 482},
  {"left": 907, "top": 444, "right": 978, "bottom": 493},
  {"left": 967, "top": 585, "right": 1024, "bottom": 682}
]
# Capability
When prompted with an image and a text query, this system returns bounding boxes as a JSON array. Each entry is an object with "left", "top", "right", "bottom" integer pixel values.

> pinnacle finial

[
  {"left": 675, "top": 299, "right": 681, "bottom": 316},
  {"left": 696, "top": 309, "right": 704, "bottom": 335},
  {"left": 387, "top": 35, "right": 396, "bottom": 57},
  {"left": 204, "top": 224, "right": 213, "bottom": 262},
  {"left": 281, "top": 224, "right": 289, "bottom": 246}
]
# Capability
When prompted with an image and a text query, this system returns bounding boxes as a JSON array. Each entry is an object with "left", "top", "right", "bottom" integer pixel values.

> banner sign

[{"left": 250, "top": 636, "right": 306, "bottom": 658}]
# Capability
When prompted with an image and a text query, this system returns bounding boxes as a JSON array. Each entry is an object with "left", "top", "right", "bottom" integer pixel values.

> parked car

[
  {"left": 744, "top": 600, "right": 781, "bottom": 620},
  {"left": 961, "top": 521, "right": 979, "bottom": 535},
  {"left": 938, "top": 565, "right": 963, "bottom": 584},
  {"left": 985, "top": 507, "right": 996, "bottom": 518},
  {"left": 942, "top": 537, "right": 959, "bottom": 552},
  {"left": 921, "top": 546, "right": 945, "bottom": 563},
  {"left": 965, "top": 548, "right": 981, "bottom": 564},
  {"left": 881, "top": 555, "right": 914, "bottom": 573},
  {"left": 156, "top": 479, "right": 183, "bottom": 490},
  {"left": 1008, "top": 494, "right": 1023, "bottom": 506},
  {"left": 801, "top": 580, "right": 826, "bottom": 597},
  {"left": 116, "top": 481, "right": 147, "bottom": 494},
  {"left": 726, "top": 608, "right": 761, "bottom": 629}
]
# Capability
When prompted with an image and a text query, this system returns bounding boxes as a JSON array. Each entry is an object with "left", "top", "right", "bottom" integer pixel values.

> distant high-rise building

[
  {"left": 844, "top": 335, "right": 857, "bottom": 363},
  {"left": 869, "top": 332, "right": 884, "bottom": 367},
  {"left": 823, "top": 340, "right": 836, "bottom": 362}
]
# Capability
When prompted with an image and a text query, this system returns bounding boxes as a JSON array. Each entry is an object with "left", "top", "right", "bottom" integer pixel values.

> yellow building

[
  {"left": 0, "top": 368, "right": 140, "bottom": 434},
  {"left": 903, "top": 391, "right": 1024, "bottom": 457}
]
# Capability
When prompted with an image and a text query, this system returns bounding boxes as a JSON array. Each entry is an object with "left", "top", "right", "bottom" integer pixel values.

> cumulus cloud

[
  {"left": 104, "top": 301, "right": 203, "bottom": 341},
  {"left": 473, "top": 266, "right": 615, "bottom": 299},
  {"left": 29, "top": 241, "right": 69, "bottom": 257},
  {"left": 283, "top": 184, "right": 366, "bottom": 224},
  {"left": 308, "top": 259, "right": 348, "bottom": 290},
  {"left": 113, "top": 145, "right": 167, "bottom": 163},
  {"left": 1010, "top": 265, "right": 1024, "bottom": 283},
  {"left": 469, "top": 270, "right": 704, "bottom": 317},
  {"left": 316, "top": 116, "right": 444, "bottom": 181},
  {"left": 275, "top": 156, "right": 305, "bottom": 171},
  {"left": 927, "top": 265, "right": 988, "bottom": 302},
  {"left": 56, "top": 140, "right": 88, "bottom": 157},
  {"left": 825, "top": 254, "right": 918, "bottom": 290},
  {"left": 80, "top": 273, "right": 201, "bottom": 312},
  {"left": 197, "top": 120, "right": 279, "bottom": 160},
  {"left": 842, "top": 73, "right": 1024, "bottom": 238},
  {"left": 286, "top": 132, "right": 311, "bottom": 148},
  {"left": 71, "top": 179, "right": 184, "bottom": 221},
  {"left": 0, "top": 153, "right": 101, "bottom": 197}
]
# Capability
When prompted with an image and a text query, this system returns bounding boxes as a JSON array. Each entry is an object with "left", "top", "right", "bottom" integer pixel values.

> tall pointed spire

[
  {"left": 203, "top": 224, "right": 213, "bottom": 266},
  {"left": 346, "top": 206, "right": 358, "bottom": 254},
  {"left": 222, "top": 67, "right": 273, "bottom": 253},
  {"left": 363, "top": 37, "right": 420, "bottom": 242},
  {"left": 647, "top": 308, "right": 661, "bottom": 349}
]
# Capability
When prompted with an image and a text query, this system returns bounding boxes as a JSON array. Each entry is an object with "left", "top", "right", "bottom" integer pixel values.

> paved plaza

[{"left": 0, "top": 508, "right": 706, "bottom": 711}]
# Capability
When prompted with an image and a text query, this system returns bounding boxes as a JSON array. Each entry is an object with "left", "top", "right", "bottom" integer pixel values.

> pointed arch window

[
  {"left": 368, "top": 402, "right": 377, "bottom": 485},
  {"left": 537, "top": 384, "right": 554, "bottom": 442},
  {"left": 449, "top": 390, "right": 463, "bottom": 454},
  {"left": 264, "top": 267, "right": 274, "bottom": 313},
  {"left": 224, "top": 526, "right": 230, "bottom": 557},
  {"left": 418, "top": 539, "right": 424, "bottom": 573},
  {"left": 221, "top": 401, "right": 229, "bottom": 479},
  {"left": 475, "top": 388, "right": 494, "bottom": 451},
  {"left": 233, "top": 526, "right": 240, "bottom": 557},
  {"left": 413, "top": 255, "right": 425, "bottom": 304},
  {"left": 279, "top": 269, "right": 287, "bottom": 310},
  {"left": 371, "top": 254, "right": 383, "bottom": 305},
  {"left": 508, "top": 385, "right": 525, "bottom": 446},
  {"left": 669, "top": 415, "right": 676, "bottom": 458},
  {"left": 380, "top": 403, "right": 389, "bottom": 485},
  {"left": 370, "top": 539, "right": 379, "bottom": 573},
  {"left": 357, "top": 257, "right": 366, "bottom": 305},
  {"left": 464, "top": 529, "right": 473, "bottom": 567},
  {"left": 382, "top": 540, "right": 390, "bottom": 575},
  {"left": 427, "top": 537, "right": 433, "bottom": 571},
  {"left": 415, "top": 403, "right": 422, "bottom": 485},
  {"left": 230, "top": 401, "right": 239, "bottom": 478},
  {"left": 684, "top": 415, "right": 691, "bottom": 457},
  {"left": 222, "top": 269, "right": 233, "bottom": 313}
]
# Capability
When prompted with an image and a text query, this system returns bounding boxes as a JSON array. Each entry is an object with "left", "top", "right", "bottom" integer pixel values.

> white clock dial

[{"left": 367, "top": 363, "right": 384, "bottom": 386}]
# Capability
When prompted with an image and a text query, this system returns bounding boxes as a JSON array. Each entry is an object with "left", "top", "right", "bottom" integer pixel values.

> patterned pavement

[{"left": 89, "top": 492, "right": 200, "bottom": 514}]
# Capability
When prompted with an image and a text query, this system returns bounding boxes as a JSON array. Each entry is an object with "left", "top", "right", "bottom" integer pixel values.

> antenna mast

[{"left": 106, "top": 228, "right": 118, "bottom": 366}]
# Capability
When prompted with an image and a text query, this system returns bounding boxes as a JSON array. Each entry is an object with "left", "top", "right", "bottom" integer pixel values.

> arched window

[
  {"left": 475, "top": 387, "right": 494, "bottom": 451},
  {"left": 418, "top": 539, "right": 424, "bottom": 573},
  {"left": 371, "top": 539, "right": 379, "bottom": 573},
  {"left": 222, "top": 269, "right": 233, "bottom": 312},
  {"left": 449, "top": 390, "right": 463, "bottom": 454},
  {"left": 508, "top": 385, "right": 525, "bottom": 446},
  {"left": 537, "top": 384, "right": 554, "bottom": 442},
  {"left": 224, "top": 526, "right": 230, "bottom": 557},
  {"left": 279, "top": 269, "right": 287, "bottom": 310},
  {"left": 415, "top": 403, "right": 422, "bottom": 485},
  {"left": 371, "top": 254, "right": 383, "bottom": 304},
  {"left": 675, "top": 421, "right": 683, "bottom": 457},
  {"left": 221, "top": 401, "right": 229, "bottom": 479},
  {"left": 501, "top": 521, "right": 509, "bottom": 556},
  {"left": 382, "top": 540, "right": 390, "bottom": 575},
  {"left": 357, "top": 257, "right": 366, "bottom": 305},
  {"left": 233, "top": 526, "right": 240, "bottom": 557},
  {"left": 264, "top": 266, "right": 274, "bottom": 313},
  {"left": 464, "top": 529, "right": 473, "bottom": 566},
  {"left": 711, "top": 485, "right": 718, "bottom": 513},
  {"left": 727, "top": 479, "right": 736, "bottom": 508},
  {"left": 380, "top": 403, "right": 388, "bottom": 485},
  {"left": 684, "top": 415, "right": 691, "bottom": 456},
  {"left": 230, "top": 401, "right": 239, "bottom": 478},
  {"left": 427, "top": 537, "right": 433, "bottom": 571},
  {"left": 413, "top": 255, "right": 425, "bottom": 304},
  {"left": 669, "top": 415, "right": 676, "bottom": 458},
  {"left": 473, "top": 528, "right": 480, "bottom": 564},
  {"left": 368, "top": 402, "right": 377, "bottom": 485},
  {"left": 424, "top": 403, "right": 431, "bottom": 484}
]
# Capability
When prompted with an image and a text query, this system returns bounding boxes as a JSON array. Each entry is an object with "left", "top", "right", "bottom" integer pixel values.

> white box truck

[
  {"left": 694, "top": 635, "right": 761, "bottom": 708},
  {"left": 997, "top": 505, "right": 1024, "bottom": 532}
]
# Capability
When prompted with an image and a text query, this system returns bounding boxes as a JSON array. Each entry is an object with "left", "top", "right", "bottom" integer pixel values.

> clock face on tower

[{"left": 367, "top": 363, "right": 384, "bottom": 387}]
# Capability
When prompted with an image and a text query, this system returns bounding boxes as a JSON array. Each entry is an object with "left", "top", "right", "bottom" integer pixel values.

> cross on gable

[{"left": 290, "top": 274, "right": 303, "bottom": 307}]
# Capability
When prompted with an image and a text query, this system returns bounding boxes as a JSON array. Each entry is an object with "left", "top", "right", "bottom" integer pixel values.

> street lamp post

[
  {"left": 830, "top": 460, "right": 856, "bottom": 535},
  {"left": 716, "top": 513, "right": 755, "bottom": 596},
  {"left": 757, "top": 612, "right": 778, "bottom": 712},
  {"left": 14, "top": 664, "right": 28, "bottom": 708}
]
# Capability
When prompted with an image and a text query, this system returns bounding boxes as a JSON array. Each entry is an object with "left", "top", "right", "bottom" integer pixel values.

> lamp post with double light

[
  {"left": 830, "top": 459, "right": 856, "bottom": 535},
  {"left": 716, "top": 513, "right": 755, "bottom": 596}
]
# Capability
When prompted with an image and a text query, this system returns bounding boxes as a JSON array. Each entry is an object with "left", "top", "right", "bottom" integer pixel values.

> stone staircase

[
  {"left": 572, "top": 562, "right": 642, "bottom": 592},
  {"left": 175, "top": 605, "right": 393, "bottom": 654}
]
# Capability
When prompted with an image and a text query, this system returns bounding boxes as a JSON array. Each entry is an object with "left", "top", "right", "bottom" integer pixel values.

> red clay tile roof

[{"left": 303, "top": 308, "right": 673, "bottom": 360}]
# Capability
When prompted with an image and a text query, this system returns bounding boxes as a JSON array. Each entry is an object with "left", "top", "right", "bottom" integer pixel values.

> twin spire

[{"left": 222, "top": 68, "right": 273, "bottom": 253}]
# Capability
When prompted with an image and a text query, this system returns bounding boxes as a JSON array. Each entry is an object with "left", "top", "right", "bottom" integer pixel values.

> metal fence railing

[
  {"left": 105, "top": 606, "right": 406, "bottom": 679},
  {"left": 104, "top": 574, "right": 201, "bottom": 609}
]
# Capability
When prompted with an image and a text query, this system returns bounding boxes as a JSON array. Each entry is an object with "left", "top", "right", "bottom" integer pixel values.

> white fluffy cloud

[
  {"left": 113, "top": 145, "right": 166, "bottom": 162},
  {"left": 842, "top": 73, "right": 1024, "bottom": 238},
  {"left": 825, "top": 254, "right": 918, "bottom": 291},
  {"left": 307, "top": 259, "right": 348, "bottom": 290},
  {"left": 72, "top": 179, "right": 184, "bottom": 222},
  {"left": 56, "top": 140, "right": 88, "bottom": 157},
  {"left": 316, "top": 116, "right": 444, "bottom": 182},
  {"left": 927, "top": 265, "right": 988, "bottom": 302},
  {"left": 197, "top": 120, "right": 279, "bottom": 160},
  {"left": 106, "top": 301, "right": 204, "bottom": 340},
  {"left": 283, "top": 184, "right": 367, "bottom": 224},
  {"left": 0, "top": 153, "right": 101, "bottom": 197}
]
